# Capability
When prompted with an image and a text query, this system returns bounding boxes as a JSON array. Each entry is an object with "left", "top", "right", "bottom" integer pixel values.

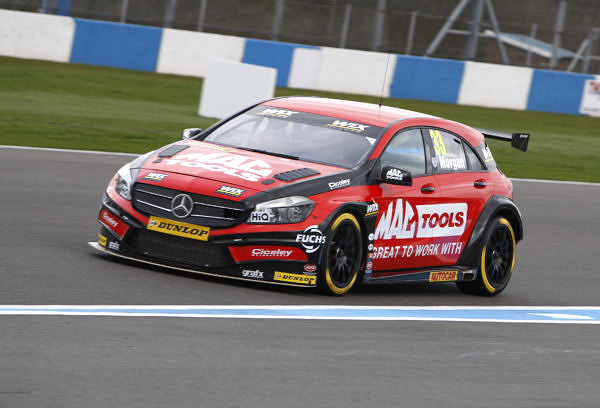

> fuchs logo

[
  {"left": 365, "top": 202, "right": 378, "bottom": 216},
  {"left": 216, "top": 185, "right": 244, "bottom": 197},
  {"left": 242, "top": 269, "right": 264, "bottom": 279},
  {"left": 257, "top": 108, "right": 297, "bottom": 118},
  {"left": 142, "top": 172, "right": 168, "bottom": 182},
  {"left": 163, "top": 152, "right": 272, "bottom": 182},
  {"left": 296, "top": 225, "right": 326, "bottom": 253},
  {"left": 375, "top": 199, "right": 467, "bottom": 240},
  {"left": 328, "top": 179, "right": 350, "bottom": 190},
  {"left": 386, "top": 168, "right": 403, "bottom": 180},
  {"left": 327, "top": 120, "right": 369, "bottom": 132}
]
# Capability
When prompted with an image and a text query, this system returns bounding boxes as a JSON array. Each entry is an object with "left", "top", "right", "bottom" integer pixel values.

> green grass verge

[{"left": 1, "top": 56, "right": 599, "bottom": 182}]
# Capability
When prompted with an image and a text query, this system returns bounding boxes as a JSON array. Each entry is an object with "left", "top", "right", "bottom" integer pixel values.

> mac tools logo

[
  {"left": 375, "top": 199, "right": 467, "bottom": 240},
  {"left": 163, "top": 152, "right": 272, "bottom": 182}
]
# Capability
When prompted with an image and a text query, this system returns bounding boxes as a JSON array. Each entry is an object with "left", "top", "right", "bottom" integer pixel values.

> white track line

[{"left": 2, "top": 145, "right": 599, "bottom": 186}]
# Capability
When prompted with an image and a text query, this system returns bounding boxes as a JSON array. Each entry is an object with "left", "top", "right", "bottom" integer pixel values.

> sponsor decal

[
  {"left": 99, "top": 209, "right": 129, "bottom": 238},
  {"left": 365, "top": 202, "right": 379, "bottom": 217},
  {"left": 296, "top": 225, "right": 326, "bottom": 254},
  {"left": 368, "top": 243, "right": 374, "bottom": 251},
  {"left": 328, "top": 179, "right": 350, "bottom": 190},
  {"left": 142, "top": 172, "right": 168, "bottom": 182},
  {"left": 373, "top": 241, "right": 463, "bottom": 260},
  {"left": 216, "top": 185, "right": 245, "bottom": 197},
  {"left": 326, "top": 120, "right": 369, "bottom": 132},
  {"left": 163, "top": 152, "right": 272, "bottom": 182},
  {"left": 98, "top": 234, "right": 107, "bottom": 247},
  {"left": 274, "top": 271, "right": 316, "bottom": 285},
  {"left": 242, "top": 269, "right": 264, "bottom": 279},
  {"left": 228, "top": 246, "right": 307, "bottom": 262},
  {"left": 375, "top": 199, "right": 467, "bottom": 240},
  {"left": 437, "top": 156, "right": 467, "bottom": 171},
  {"left": 147, "top": 216, "right": 209, "bottom": 241},
  {"left": 108, "top": 241, "right": 120, "bottom": 251},
  {"left": 368, "top": 233, "right": 375, "bottom": 241},
  {"left": 386, "top": 168, "right": 404, "bottom": 181},
  {"left": 257, "top": 108, "right": 297, "bottom": 118},
  {"left": 429, "top": 270, "right": 458, "bottom": 282},
  {"left": 304, "top": 264, "right": 317, "bottom": 273},
  {"left": 253, "top": 248, "right": 293, "bottom": 257},
  {"left": 482, "top": 145, "right": 494, "bottom": 162},
  {"left": 249, "top": 211, "right": 271, "bottom": 223}
]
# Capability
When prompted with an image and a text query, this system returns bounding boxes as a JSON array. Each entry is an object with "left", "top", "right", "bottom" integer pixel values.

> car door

[
  {"left": 370, "top": 127, "right": 442, "bottom": 272},
  {"left": 426, "top": 127, "right": 492, "bottom": 266}
]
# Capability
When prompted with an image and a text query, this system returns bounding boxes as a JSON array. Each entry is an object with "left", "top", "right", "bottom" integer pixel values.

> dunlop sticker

[
  {"left": 274, "top": 271, "right": 316, "bottom": 285},
  {"left": 147, "top": 216, "right": 209, "bottom": 241}
]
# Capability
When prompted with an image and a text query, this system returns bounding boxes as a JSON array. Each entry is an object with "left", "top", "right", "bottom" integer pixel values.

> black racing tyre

[
  {"left": 318, "top": 213, "right": 363, "bottom": 296},
  {"left": 456, "top": 217, "right": 516, "bottom": 296}
]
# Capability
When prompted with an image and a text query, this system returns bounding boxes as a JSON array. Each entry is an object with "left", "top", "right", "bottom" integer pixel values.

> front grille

[
  {"left": 132, "top": 183, "right": 247, "bottom": 228},
  {"left": 126, "top": 229, "right": 231, "bottom": 267}
]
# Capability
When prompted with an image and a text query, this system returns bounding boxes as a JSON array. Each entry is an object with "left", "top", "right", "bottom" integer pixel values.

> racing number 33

[{"left": 430, "top": 129, "right": 447, "bottom": 156}]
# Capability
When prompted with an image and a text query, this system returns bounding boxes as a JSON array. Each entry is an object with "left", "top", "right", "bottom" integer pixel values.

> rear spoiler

[{"left": 475, "top": 128, "right": 530, "bottom": 152}]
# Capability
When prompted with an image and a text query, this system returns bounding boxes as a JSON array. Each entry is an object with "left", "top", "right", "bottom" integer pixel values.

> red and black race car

[{"left": 90, "top": 96, "right": 529, "bottom": 296}]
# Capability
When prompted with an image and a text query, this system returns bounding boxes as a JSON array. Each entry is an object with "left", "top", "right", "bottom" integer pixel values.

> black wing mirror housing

[{"left": 377, "top": 166, "right": 413, "bottom": 186}]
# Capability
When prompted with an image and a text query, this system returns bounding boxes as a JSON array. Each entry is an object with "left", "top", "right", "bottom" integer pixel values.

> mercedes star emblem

[{"left": 171, "top": 194, "right": 194, "bottom": 218}]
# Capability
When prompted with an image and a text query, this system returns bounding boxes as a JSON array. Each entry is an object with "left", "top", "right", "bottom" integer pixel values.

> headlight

[
  {"left": 247, "top": 196, "right": 314, "bottom": 224},
  {"left": 114, "top": 163, "right": 133, "bottom": 200},
  {"left": 110, "top": 151, "right": 155, "bottom": 201}
]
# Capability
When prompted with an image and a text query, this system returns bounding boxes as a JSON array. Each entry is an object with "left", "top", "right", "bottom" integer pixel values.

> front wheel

[
  {"left": 319, "top": 213, "right": 363, "bottom": 296},
  {"left": 456, "top": 217, "right": 516, "bottom": 296}
]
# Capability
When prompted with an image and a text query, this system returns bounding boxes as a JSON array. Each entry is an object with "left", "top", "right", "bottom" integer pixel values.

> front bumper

[{"left": 94, "top": 200, "right": 322, "bottom": 288}]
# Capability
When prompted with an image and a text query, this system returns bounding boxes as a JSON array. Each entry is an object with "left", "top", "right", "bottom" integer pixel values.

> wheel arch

[{"left": 457, "top": 195, "right": 523, "bottom": 267}]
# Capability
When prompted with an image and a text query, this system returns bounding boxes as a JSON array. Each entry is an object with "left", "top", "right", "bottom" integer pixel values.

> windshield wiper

[{"left": 237, "top": 147, "right": 300, "bottom": 161}]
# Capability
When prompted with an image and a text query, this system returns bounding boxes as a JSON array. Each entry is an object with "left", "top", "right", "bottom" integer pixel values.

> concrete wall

[{"left": 0, "top": 9, "right": 595, "bottom": 116}]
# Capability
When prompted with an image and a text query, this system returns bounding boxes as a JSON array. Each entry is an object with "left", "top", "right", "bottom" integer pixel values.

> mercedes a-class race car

[{"left": 90, "top": 96, "right": 529, "bottom": 296}]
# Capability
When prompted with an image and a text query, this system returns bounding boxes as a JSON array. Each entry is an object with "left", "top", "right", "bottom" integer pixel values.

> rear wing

[{"left": 475, "top": 128, "right": 530, "bottom": 152}]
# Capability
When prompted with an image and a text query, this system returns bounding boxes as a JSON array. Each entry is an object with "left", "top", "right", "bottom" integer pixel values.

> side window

[
  {"left": 379, "top": 128, "right": 426, "bottom": 175},
  {"left": 464, "top": 142, "right": 485, "bottom": 170},
  {"left": 428, "top": 129, "right": 468, "bottom": 173}
]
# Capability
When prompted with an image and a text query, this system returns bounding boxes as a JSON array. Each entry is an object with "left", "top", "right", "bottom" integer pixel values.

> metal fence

[{"left": 2, "top": 0, "right": 599, "bottom": 73}]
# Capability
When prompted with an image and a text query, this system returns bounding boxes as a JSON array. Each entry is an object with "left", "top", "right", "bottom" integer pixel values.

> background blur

[{"left": 2, "top": 0, "right": 599, "bottom": 73}]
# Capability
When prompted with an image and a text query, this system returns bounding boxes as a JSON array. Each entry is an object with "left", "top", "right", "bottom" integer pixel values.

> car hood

[{"left": 136, "top": 140, "right": 348, "bottom": 199}]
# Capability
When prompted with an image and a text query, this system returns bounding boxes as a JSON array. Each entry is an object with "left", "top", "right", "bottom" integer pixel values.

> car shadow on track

[{"left": 90, "top": 252, "right": 476, "bottom": 302}]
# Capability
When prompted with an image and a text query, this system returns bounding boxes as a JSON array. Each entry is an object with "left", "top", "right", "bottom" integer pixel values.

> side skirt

[{"left": 364, "top": 267, "right": 478, "bottom": 285}]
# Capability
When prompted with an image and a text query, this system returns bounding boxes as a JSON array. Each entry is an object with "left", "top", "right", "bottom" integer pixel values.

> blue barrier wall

[
  {"left": 242, "top": 39, "right": 318, "bottom": 87},
  {"left": 70, "top": 19, "right": 162, "bottom": 72},
  {"left": 390, "top": 55, "right": 465, "bottom": 104},
  {"left": 527, "top": 69, "right": 594, "bottom": 114}
]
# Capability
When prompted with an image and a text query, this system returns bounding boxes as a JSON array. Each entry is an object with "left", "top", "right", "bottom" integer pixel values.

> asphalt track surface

[{"left": 1, "top": 147, "right": 599, "bottom": 407}]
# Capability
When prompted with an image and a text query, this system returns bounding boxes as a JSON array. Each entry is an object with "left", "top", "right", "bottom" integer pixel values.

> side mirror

[
  {"left": 182, "top": 128, "right": 202, "bottom": 140},
  {"left": 377, "top": 166, "right": 412, "bottom": 186}
]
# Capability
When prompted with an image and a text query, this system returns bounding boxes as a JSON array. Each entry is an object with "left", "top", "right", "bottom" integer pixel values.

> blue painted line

[{"left": 1, "top": 306, "right": 599, "bottom": 324}]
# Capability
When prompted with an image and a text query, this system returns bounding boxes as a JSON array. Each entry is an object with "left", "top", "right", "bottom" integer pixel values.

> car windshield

[{"left": 202, "top": 105, "right": 384, "bottom": 168}]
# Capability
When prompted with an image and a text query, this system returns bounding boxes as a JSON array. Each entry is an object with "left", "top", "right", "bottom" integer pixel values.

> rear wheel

[
  {"left": 456, "top": 217, "right": 516, "bottom": 296},
  {"left": 319, "top": 213, "right": 363, "bottom": 296}
]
